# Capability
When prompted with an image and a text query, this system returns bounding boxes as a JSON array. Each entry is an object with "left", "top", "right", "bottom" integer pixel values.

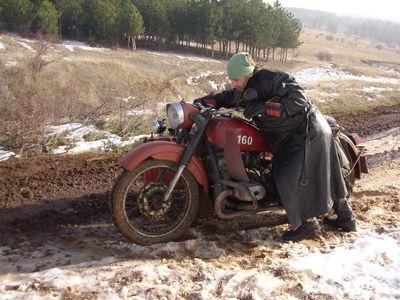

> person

[{"left": 194, "top": 52, "right": 356, "bottom": 242}]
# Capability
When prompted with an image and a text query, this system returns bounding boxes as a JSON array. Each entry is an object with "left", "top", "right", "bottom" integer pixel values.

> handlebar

[
  {"left": 215, "top": 108, "right": 243, "bottom": 115},
  {"left": 195, "top": 102, "right": 243, "bottom": 115}
]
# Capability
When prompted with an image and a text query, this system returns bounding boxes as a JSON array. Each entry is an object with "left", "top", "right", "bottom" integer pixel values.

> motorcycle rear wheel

[{"left": 111, "top": 159, "right": 199, "bottom": 245}]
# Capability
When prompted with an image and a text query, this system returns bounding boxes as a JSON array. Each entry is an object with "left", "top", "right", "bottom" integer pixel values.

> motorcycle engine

[{"left": 243, "top": 152, "right": 279, "bottom": 203}]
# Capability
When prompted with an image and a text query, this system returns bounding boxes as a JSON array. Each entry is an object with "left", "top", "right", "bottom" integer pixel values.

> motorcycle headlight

[{"left": 166, "top": 102, "right": 184, "bottom": 130}]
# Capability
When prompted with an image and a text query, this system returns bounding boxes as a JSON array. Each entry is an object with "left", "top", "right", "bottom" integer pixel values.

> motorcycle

[{"left": 110, "top": 89, "right": 368, "bottom": 245}]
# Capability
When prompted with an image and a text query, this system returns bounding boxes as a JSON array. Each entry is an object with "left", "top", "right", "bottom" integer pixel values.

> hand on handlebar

[
  {"left": 243, "top": 101, "right": 266, "bottom": 119},
  {"left": 193, "top": 95, "right": 217, "bottom": 108}
]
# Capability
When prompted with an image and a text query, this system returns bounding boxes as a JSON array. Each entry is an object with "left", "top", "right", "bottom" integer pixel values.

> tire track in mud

[
  {"left": 331, "top": 104, "right": 400, "bottom": 139},
  {"left": 366, "top": 149, "right": 400, "bottom": 168}
]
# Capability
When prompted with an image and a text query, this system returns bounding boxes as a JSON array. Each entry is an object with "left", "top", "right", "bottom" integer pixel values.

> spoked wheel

[
  {"left": 111, "top": 160, "right": 199, "bottom": 245},
  {"left": 344, "top": 149, "right": 356, "bottom": 194},
  {"left": 338, "top": 136, "right": 357, "bottom": 195}
]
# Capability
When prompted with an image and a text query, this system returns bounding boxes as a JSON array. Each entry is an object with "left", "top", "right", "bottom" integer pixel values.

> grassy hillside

[{"left": 0, "top": 28, "right": 399, "bottom": 154}]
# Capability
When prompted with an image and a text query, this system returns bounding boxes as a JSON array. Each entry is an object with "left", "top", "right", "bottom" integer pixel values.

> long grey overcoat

[{"left": 213, "top": 69, "right": 347, "bottom": 229}]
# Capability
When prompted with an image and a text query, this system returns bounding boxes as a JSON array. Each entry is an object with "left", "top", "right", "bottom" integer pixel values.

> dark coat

[{"left": 214, "top": 69, "right": 347, "bottom": 229}]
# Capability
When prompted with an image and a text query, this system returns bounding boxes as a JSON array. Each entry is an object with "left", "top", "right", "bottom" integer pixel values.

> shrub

[
  {"left": 316, "top": 52, "right": 332, "bottom": 61},
  {"left": 83, "top": 131, "right": 108, "bottom": 142},
  {"left": 103, "top": 114, "right": 151, "bottom": 139},
  {"left": 0, "top": 37, "right": 62, "bottom": 152},
  {"left": 41, "top": 131, "right": 77, "bottom": 153}
]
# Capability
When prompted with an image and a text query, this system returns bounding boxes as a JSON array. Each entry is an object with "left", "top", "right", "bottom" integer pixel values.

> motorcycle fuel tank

[{"left": 206, "top": 116, "right": 270, "bottom": 152}]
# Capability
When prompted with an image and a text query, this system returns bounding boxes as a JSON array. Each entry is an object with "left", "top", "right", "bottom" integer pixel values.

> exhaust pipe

[{"left": 215, "top": 189, "right": 280, "bottom": 219}]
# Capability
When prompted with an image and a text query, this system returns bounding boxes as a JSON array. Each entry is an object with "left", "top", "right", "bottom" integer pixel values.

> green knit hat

[{"left": 227, "top": 52, "right": 255, "bottom": 80}]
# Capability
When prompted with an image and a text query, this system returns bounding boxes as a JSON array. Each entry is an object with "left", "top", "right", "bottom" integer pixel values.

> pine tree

[
  {"left": 117, "top": 1, "right": 144, "bottom": 50},
  {"left": 0, "top": 0, "right": 34, "bottom": 33},
  {"left": 59, "top": 0, "right": 84, "bottom": 40},
  {"left": 132, "top": 0, "right": 170, "bottom": 46},
  {"left": 37, "top": 0, "right": 60, "bottom": 35},
  {"left": 82, "top": 0, "right": 118, "bottom": 45}
]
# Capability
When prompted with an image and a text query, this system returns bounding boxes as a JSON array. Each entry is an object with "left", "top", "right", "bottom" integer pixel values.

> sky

[{"left": 264, "top": 0, "right": 400, "bottom": 23}]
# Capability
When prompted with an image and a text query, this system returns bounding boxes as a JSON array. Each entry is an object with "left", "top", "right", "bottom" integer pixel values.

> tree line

[{"left": 0, "top": 0, "right": 302, "bottom": 62}]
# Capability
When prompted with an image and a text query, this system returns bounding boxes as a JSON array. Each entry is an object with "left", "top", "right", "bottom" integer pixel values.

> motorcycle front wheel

[{"left": 111, "top": 159, "right": 199, "bottom": 245}]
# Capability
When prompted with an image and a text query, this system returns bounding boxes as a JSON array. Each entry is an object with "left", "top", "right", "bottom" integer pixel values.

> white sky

[{"left": 264, "top": 0, "right": 400, "bottom": 23}]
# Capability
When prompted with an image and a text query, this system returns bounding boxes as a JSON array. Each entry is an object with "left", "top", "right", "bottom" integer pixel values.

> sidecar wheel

[
  {"left": 345, "top": 152, "right": 356, "bottom": 194},
  {"left": 339, "top": 136, "right": 356, "bottom": 195},
  {"left": 111, "top": 159, "right": 199, "bottom": 245}
]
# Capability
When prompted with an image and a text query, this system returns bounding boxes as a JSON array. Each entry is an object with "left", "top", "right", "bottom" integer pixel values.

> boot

[
  {"left": 324, "top": 198, "right": 357, "bottom": 232},
  {"left": 323, "top": 216, "right": 356, "bottom": 232},
  {"left": 282, "top": 219, "right": 319, "bottom": 242}
]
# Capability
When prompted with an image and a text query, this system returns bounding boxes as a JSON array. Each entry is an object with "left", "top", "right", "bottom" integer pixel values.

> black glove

[
  {"left": 193, "top": 97, "right": 204, "bottom": 105},
  {"left": 243, "top": 101, "right": 266, "bottom": 119},
  {"left": 193, "top": 95, "right": 217, "bottom": 107}
]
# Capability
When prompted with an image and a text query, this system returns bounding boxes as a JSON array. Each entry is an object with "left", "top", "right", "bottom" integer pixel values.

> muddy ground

[{"left": 0, "top": 104, "right": 399, "bottom": 281}]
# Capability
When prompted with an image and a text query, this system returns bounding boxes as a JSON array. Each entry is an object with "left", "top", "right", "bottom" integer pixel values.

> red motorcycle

[{"left": 110, "top": 90, "right": 368, "bottom": 245}]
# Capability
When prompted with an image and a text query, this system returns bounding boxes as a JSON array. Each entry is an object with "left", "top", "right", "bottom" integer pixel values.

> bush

[
  {"left": 103, "top": 114, "right": 150, "bottom": 139},
  {"left": 316, "top": 52, "right": 332, "bottom": 61},
  {"left": 83, "top": 131, "right": 108, "bottom": 142},
  {"left": 0, "top": 38, "right": 57, "bottom": 151},
  {"left": 41, "top": 131, "right": 77, "bottom": 153}
]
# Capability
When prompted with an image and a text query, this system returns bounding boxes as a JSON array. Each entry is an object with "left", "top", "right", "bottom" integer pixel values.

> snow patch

[
  {"left": 62, "top": 41, "right": 109, "bottom": 52},
  {"left": 49, "top": 123, "right": 82, "bottom": 134},
  {"left": 48, "top": 123, "right": 148, "bottom": 154},
  {"left": 317, "top": 92, "right": 339, "bottom": 97},
  {"left": 148, "top": 51, "right": 220, "bottom": 63},
  {"left": 187, "top": 71, "right": 213, "bottom": 85},
  {"left": 39, "top": 268, "right": 86, "bottom": 289},
  {"left": 174, "top": 54, "right": 219, "bottom": 63},
  {"left": 116, "top": 95, "right": 136, "bottom": 102},
  {"left": 290, "top": 227, "right": 400, "bottom": 299},
  {"left": 0, "top": 41, "right": 4, "bottom": 50},
  {"left": 5, "top": 60, "right": 17, "bottom": 67},
  {"left": 209, "top": 79, "right": 227, "bottom": 91},
  {"left": 294, "top": 64, "right": 400, "bottom": 85},
  {"left": 186, "top": 71, "right": 226, "bottom": 91},
  {"left": 362, "top": 86, "right": 393, "bottom": 92},
  {"left": 0, "top": 149, "right": 15, "bottom": 161},
  {"left": 376, "top": 65, "right": 400, "bottom": 76},
  {"left": 16, "top": 41, "right": 35, "bottom": 52},
  {"left": 1, "top": 221, "right": 400, "bottom": 299}
]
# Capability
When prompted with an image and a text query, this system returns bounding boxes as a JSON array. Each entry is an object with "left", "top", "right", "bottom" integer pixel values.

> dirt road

[{"left": 0, "top": 105, "right": 399, "bottom": 299}]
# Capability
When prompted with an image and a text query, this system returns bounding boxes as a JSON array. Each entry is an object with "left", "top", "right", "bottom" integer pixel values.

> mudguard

[{"left": 121, "top": 141, "right": 209, "bottom": 193}]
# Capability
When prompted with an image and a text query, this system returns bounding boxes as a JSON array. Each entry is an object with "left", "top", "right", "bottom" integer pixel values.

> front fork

[{"left": 162, "top": 113, "right": 209, "bottom": 202}]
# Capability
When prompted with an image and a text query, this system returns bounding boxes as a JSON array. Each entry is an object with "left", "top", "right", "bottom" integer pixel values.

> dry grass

[{"left": 288, "top": 28, "right": 400, "bottom": 72}]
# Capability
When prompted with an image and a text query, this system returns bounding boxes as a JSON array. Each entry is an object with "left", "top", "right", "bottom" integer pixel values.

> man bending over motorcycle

[{"left": 194, "top": 52, "right": 356, "bottom": 242}]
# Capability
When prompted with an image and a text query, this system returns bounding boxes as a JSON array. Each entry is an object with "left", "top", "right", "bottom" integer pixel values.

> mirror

[{"left": 242, "top": 88, "right": 258, "bottom": 102}]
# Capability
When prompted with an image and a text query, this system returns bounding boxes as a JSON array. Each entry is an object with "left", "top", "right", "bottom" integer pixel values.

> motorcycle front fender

[{"left": 121, "top": 141, "right": 209, "bottom": 193}]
